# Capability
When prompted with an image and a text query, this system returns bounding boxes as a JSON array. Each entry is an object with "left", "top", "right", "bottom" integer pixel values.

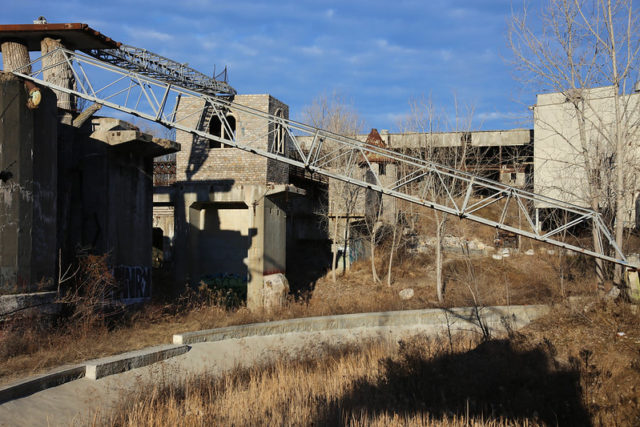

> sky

[{"left": 2, "top": 0, "right": 535, "bottom": 132}]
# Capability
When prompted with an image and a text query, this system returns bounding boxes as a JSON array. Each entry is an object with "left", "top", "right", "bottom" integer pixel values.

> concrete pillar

[
  {"left": 246, "top": 195, "right": 264, "bottom": 310},
  {"left": 41, "top": 37, "right": 75, "bottom": 117},
  {"left": 1, "top": 41, "right": 30, "bottom": 73},
  {"left": 0, "top": 74, "right": 57, "bottom": 293}
]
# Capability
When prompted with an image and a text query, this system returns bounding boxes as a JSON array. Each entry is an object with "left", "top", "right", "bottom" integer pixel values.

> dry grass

[
  {"left": 0, "top": 245, "right": 599, "bottom": 386},
  {"left": 311, "top": 248, "right": 597, "bottom": 312},
  {"left": 103, "top": 336, "right": 543, "bottom": 426},
  {"left": 104, "top": 301, "right": 640, "bottom": 426}
]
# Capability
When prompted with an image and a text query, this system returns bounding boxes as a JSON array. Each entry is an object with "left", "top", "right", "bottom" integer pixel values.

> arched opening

[
  {"left": 225, "top": 114, "right": 236, "bottom": 141},
  {"left": 209, "top": 115, "right": 223, "bottom": 148},
  {"left": 273, "top": 109, "right": 285, "bottom": 154}
]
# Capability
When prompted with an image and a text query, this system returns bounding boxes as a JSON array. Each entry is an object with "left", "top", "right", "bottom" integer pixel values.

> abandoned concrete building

[
  {"left": 296, "top": 127, "right": 533, "bottom": 266},
  {"left": 0, "top": 24, "right": 178, "bottom": 311},
  {"left": 533, "top": 86, "right": 640, "bottom": 228},
  {"left": 152, "top": 94, "right": 330, "bottom": 309},
  {"left": 3, "top": 20, "right": 633, "bottom": 315}
]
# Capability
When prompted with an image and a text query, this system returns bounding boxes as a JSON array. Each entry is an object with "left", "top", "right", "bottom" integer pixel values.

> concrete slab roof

[
  {"left": 0, "top": 23, "right": 120, "bottom": 51},
  {"left": 90, "top": 118, "right": 180, "bottom": 158}
]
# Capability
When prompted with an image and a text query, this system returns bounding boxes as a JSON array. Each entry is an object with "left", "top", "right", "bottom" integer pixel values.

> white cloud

[
  {"left": 439, "top": 49, "right": 453, "bottom": 62},
  {"left": 124, "top": 27, "right": 173, "bottom": 42},
  {"left": 300, "top": 45, "right": 325, "bottom": 56},
  {"left": 477, "top": 111, "right": 525, "bottom": 121},
  {"left": 230, "top": 42, "right": 259, "bottom": 57}
]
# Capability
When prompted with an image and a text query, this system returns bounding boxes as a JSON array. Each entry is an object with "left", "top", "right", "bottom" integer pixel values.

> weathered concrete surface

[
  {"left": 85, "top": 344, "right": 189, "bottom": 380},
  {"left": 168, "top": 181, "right": 300, "bottom": 310},
  {"left": 0, "top": 290, "right": 59, "bottom": 317},
  {"left": 0, "top": 365, "right": 84, "bottom": 404},
  {"left": 57, "top": 117, "right": 178, "bottom": 301},
  {"left": 173, "top": 304, "right": 550, "bottom": 345},
  {"left": 0, "top": 73, "right": 58, "bottom": 294},
  {"left": 0, "top": 344, "right": 189, "bottom": 403}
]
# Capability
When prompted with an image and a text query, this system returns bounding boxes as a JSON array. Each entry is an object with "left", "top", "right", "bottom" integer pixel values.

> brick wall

[{"left": 175, "top": 94, "right": 289, "bottom": 185}]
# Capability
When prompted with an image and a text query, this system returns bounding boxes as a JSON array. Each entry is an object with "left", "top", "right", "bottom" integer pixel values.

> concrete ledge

[
  {"left": 173, "top": 304, "right": 551, "bottom": 345},
  {"left": 85, "top": 344, "right": 190, "bottom": 380},
  {"left": 0, "top": 291, "right": 60, "bottom": 317},
  {"left": 0, "top": 365, "right": 85, "bottom": 403}
]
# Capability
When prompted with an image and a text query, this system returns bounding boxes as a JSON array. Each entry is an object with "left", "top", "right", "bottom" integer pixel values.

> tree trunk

[
  {"left": 386, "top": 220, "right": 398, "bottom": 287},
  {"left": 1, "top": 41, "right": 31, "bottom": 73},
  {"left": 370, "top": 228, "right": 380, "bottom": 284},
  {"left": 612, "top": 87, "right": 626, "bottom": 293},
  {"left": 41, "top": 37, "right": 76, "bottom": 112},
  {"left": 436, "top": 213, "right": 447, "bottom": 303},
  {"left": 342, "top": 216, "right": 350, "bottom": 274},
  {"left": 331, "top": 217, "right": 338, "bottom": 283}
]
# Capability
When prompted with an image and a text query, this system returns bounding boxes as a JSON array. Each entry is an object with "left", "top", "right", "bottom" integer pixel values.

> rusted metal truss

[
  {"left": 10, "top": 47, "right": 628, "bottom": 266},
  {"left": 84, "top": 44, "right": 235, "bottom": 97}
]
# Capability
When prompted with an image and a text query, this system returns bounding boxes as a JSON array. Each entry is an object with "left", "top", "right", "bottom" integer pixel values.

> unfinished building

[
  {"left": 3, "top": 19, "right": 630, "bottom": 316},
  {"left": 296, "top": 127, "right": 533, "bottom": 266},
  {"left": 0, "top": 23, "right": 178, "bottom": 309},
  {"left": 153, "top": 95, "right": 330, "bottom": 309},
  {"left": 533, "top": 86, "right": 640, "bottom": 229}
]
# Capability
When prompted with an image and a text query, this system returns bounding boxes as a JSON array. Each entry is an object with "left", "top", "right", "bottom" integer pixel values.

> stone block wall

[{"left": 175, "top": 94, "right": 289, "bottom": 186}]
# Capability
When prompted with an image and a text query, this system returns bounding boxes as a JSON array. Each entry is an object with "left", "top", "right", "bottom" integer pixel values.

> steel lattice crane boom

[{"left": 9, "top": 45, "right": 628, "bottom": 267}]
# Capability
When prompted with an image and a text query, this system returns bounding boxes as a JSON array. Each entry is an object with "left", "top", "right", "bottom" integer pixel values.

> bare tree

[
  {"left": 301, "top": 91, "right": 365, "bottom": 282},
  {"left": 509, "top": 0, "right": 640, "bottom": 293},
  {"left": 401, "top": 94, "right": 477, "bottom": 302}
]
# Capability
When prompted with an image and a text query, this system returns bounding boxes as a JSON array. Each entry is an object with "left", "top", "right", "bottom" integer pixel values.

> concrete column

[
  {"left": 246, "top": 196, "right": 264, "bottom": 310},
  {"left": 41, "top": 37, "right": 75, "bottom": 117},
  {"left": 1, "top": 41, "right": 30, "bottom": 73},
  {"left": 0, "top": 75, "right": 57, "bottom": 293}
]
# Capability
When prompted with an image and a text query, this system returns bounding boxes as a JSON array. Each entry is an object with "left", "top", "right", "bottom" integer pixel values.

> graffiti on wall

[
  {"left": 199, "top": 272, "right": 248, "bottom": 304},
  {"left": 200, "top": 272, "right": 247, "bottom": 290},
  {"left": 112, "top": 265, "right": 151, "bottom": 300}
]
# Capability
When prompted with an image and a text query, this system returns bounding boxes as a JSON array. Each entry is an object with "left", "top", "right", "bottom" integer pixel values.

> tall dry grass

[
  {"left": 103, "top": 301, "right": 640, "bottom": 426},
  {"left": 104, "top": 329, "right": 592, "bottom": 426}
]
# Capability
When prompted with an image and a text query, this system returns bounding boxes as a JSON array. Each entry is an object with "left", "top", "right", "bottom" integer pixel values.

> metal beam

[{"left": 9, "top": 47, "right": 629, "bottom": 267}]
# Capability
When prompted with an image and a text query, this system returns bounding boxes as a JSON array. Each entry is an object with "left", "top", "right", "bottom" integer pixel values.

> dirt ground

[{"left": 0, "top": 245, "right": 619, "bottom": 391}]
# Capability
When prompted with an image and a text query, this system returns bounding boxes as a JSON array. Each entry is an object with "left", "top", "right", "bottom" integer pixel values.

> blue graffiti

[{"left": 113, "top": 265, "right": 151, "bottom": 300}]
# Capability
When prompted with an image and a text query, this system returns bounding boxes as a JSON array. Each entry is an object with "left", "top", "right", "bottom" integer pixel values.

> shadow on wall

[
  {"left": 313, "top": 338, "right": 591, "bottom": 426},
  {"left": 186, "top": 193, "right": 257, "bottom": 299},
  {"left": 284, "top": 241, "right": 331, "bottom": 294}
]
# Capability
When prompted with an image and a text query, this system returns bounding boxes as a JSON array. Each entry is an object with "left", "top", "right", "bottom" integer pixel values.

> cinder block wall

[{"left": 175, "top": 94, "right": 289, "bottom": 185}]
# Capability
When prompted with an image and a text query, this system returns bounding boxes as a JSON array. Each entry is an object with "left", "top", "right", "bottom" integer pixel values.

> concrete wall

[
  {"left": 57, "top": 119, "right": 167, "bottom": 300},
  {"left": 165, "top": 181, "right": 291, "bottom": 309},
  {"left": 534, "top": 87, "right": 640, "bottom": 222},
  {"left": 0, "top": 74, "right": 57, "bottom": 294},
  {"left": 286, "top": 176, "right": 331, "bottom": 292},
  {"left": 297, "top": 128, "right": 532, "bottom": 151}
]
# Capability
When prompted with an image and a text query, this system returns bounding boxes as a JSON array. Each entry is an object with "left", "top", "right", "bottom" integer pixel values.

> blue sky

[{"left": 2, "top": 0, "right": 534, "bottom": 132}]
